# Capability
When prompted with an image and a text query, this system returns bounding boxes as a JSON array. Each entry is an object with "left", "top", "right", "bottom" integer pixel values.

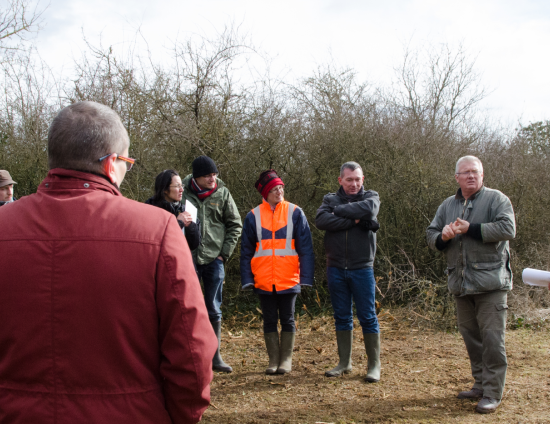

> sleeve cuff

[
  {"left": 435, "top": 234, "right": 450, "bottom": 251},
  {"left": 359, "top": 219, "right": 380, "bottom": 232},
  {"left": 466, "top": 223, "right": 483, "bottom": 240}
]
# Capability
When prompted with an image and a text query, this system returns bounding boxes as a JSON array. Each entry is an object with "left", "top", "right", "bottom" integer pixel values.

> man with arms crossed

[
  {"left": 316, "top": 161, "right": 381, "bottom": 382},
  {"left": 0, "top": 101, "right": 217, "bottom": 423},
  {"left": 427, "top": 155, "right": 515, "bottom": 414},
  {"left": 182, "top": 156, "right": 242, "bottom": 373}
]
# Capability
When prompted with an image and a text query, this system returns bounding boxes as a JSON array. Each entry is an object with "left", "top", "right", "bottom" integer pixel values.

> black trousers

[{"left": 258, "top": 292, "right": 297, "bottom": 333}]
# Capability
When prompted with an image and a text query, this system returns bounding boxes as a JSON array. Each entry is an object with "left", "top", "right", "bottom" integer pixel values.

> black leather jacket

[
  {"left": 315, "top": 187, "right": 380, "bottom": 270},
  {"left": 145, "top": 197, "right": 201, "bottom": 250}
]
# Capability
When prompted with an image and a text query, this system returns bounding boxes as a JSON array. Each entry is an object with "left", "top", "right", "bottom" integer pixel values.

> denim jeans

[
  {"left": 327, "top": 266, "right": 379, "bottom": 334},
  {"left": 197, "top": 258, "right": 225, "bottom": 323},
  {"left": 258, "top": 292, "right": 298, "bottom": 333}
]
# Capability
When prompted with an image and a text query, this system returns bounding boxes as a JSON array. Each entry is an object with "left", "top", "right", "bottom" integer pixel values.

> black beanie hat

[{"left": 192, "top": 156, "right": 218, "bottom": 178}]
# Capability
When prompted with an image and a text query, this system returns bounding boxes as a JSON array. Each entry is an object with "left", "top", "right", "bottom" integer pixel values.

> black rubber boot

[{"left": 211, "top": 321, "right": 232, "bottom": 373}]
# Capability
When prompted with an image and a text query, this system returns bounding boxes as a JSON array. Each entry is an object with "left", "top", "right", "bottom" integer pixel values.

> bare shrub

[{"left": 3, "top": 28, "right": 550, "bottom": 326}]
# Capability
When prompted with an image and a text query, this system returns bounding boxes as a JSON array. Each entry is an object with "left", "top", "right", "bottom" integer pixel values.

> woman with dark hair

[
  {"left": 240, "top": 169, "right": 315, "bottom": 374},
  {"left": 146, "top": 169, "right": 201, "bottom": 250}
]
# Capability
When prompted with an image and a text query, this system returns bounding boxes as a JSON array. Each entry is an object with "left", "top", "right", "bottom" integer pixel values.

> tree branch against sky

[{"left": 0, "top": 0, "right": 45, "bottom": 52}]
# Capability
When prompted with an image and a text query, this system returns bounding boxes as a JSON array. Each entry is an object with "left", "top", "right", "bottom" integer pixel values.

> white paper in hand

[
  {"left": 185, "top": 200, "right": 198, "bottom": 223},
  {"left": 522, "top": 268, "right": 550, "bottom": 287}
]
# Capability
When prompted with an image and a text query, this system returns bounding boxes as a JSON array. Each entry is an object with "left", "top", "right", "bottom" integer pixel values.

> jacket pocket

[
  {"left": 468, "top": 261, "right": 505, "bottom": 292},
  {"left": 471, "top": 261, "right": 502, "bottom": 271},
  {"left": 446, "top": 266, "right": 462, "bottom": 296}
]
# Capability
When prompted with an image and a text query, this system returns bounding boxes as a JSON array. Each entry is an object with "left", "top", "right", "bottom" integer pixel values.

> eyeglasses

[
  {"left": 99, "top": 153, "right": 135, "bottom": 171},
  {"left": 456, "top": 170, "right": 481, "bottom": 176},
  {"left": 170, "top": 184, "right": 184, "bottom": 190}
]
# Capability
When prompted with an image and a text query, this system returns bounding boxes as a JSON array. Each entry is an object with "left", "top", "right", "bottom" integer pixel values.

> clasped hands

[{"left": 441, "top": 218, "right": 470, "bottom": 241}]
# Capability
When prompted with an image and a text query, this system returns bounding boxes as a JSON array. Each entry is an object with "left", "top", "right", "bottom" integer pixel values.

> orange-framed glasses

[{"left": 99, "top": 153, "right": 135, "bottom": 171}]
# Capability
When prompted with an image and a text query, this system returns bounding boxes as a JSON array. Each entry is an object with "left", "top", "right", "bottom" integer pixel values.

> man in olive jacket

[
  {"left": 315, "top": 161, "right": 381, "bottom": 383},
  {"left": 182, "top": 156, "right": 242, "bottom": 373},
  {"left": 427, "top": 155, "right": 515, "bottom": 414}
]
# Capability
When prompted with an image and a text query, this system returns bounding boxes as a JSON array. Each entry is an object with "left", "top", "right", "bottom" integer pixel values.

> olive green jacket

[
  {"left": 426, "top": 186, "right": 516, "bottom": 296},
  {"left": 182, "top": 175, "right": 242, "bottom": 265}
]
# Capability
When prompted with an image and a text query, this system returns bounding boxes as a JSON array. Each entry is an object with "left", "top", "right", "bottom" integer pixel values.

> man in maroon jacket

[{"left": 0, "top": 101, "right": 217, "bottom": 424}]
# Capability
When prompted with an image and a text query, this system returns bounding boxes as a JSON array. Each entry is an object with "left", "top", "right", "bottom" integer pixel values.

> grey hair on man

[
  {"left": 455, "top": 155, "right": 483, "bottom": 174},
  {"left": 48, "top": 101, "right": 128, "bottom": 173},
  {"left": 340, "top": 161, "right": 363, "bottom": 177}
]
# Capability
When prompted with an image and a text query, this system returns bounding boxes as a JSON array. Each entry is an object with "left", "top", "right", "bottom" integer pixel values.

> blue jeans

[
  {"left": 197, "top": 258, "right": 225, "bottom": 323},
  {"left": 327, "top": 266, "right": 379, "bottom": 334}
]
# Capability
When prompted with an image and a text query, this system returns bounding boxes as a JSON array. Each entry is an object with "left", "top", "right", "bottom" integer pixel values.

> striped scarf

[{"left": 190, "top": 178, "right": 218, "bottom": 200}]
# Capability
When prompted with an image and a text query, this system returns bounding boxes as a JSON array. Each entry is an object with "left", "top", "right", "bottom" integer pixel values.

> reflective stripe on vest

[{"left": 253, "top": 203, "right": 297, "bottom": 258}]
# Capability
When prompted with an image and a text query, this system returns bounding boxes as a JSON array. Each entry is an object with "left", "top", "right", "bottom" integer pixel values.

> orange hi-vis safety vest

[{"left": 250, "top": 200, "right": 300, "bottom": 292}]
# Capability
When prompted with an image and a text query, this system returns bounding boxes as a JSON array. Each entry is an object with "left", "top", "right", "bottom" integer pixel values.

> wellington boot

[
  {"left": 211, "top": 321, "right": 232, "bottom": 373},
  {"left": 363, "top": 333, "right": 381, "bottom": 383},
  {"left": 277, "top": 332, "right": 295, "bottom": 374},
  {"left": 264, "top": 332, "right": 280, "bottom": 375},
  {"left": 325, "top": 330, "right": 353, "bottom": 377}
]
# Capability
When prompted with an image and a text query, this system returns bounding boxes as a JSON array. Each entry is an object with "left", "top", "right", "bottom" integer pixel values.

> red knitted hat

[{"left": 255, "top": 169, "right": 284, "bottom": 199}]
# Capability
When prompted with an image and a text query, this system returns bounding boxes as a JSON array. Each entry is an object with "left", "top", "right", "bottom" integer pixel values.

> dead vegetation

[{"left": 203, "top": 312, "right": 550, "bottom": 424}]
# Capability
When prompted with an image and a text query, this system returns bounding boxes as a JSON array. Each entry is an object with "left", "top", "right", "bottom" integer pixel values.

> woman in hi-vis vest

[{"left": 240, "top": 170, "right": 315, "bottom": 374}]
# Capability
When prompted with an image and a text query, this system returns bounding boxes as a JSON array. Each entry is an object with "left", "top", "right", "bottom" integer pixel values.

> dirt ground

[{"left": 201, "top": 313, "right": 550, "bottom": 424}]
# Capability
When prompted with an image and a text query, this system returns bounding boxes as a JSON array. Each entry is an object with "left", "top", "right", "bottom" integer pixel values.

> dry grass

[{"left": 202, "top": 311, "right": 550, "bottom": 424}]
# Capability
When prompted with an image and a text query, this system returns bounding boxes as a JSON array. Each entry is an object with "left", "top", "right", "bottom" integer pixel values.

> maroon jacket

[{"left": 0, "top": 169, "right": 217, "bottom": 424}]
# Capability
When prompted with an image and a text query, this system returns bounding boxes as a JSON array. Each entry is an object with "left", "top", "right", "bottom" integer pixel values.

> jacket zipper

[
  {"left": 344, "top": 198, "right": 350, "bottom": 270},
  {"left": 460, "top": 199, "right": 468, "bottom": 280},
  {"left": 272, "top": 208, "right": 275, "bottom": 292},
  {"left": 345, "top": 230, "right": 348, "bottom": 269}
]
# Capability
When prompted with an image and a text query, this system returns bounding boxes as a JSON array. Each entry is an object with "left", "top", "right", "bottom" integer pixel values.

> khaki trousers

[{"left": 455, "top": 290, "right": 508, "bottom": 400}]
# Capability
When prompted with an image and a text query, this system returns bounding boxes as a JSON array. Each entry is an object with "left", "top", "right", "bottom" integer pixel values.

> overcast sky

[{"left": 36, "top": 0, "right": 550, "bottom": 126}]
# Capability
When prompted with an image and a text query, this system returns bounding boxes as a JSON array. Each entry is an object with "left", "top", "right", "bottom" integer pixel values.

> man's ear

[{"left": 101, "top": 154, "right": 117, "bottom": 184}]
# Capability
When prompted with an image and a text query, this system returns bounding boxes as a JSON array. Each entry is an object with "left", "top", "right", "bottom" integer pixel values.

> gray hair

[
  {"left": 455, "top": 155, "right": 483, "bottom": 174},
  {"left": 340, "top": 161, "right": 363, "bottom": 177},
  {"left": 48, "top": 101, "right": 129, "bottom": 173}
]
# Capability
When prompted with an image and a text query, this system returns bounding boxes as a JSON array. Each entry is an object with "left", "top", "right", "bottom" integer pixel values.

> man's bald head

[{"left": 48, "top": 101, "right": 129, "bottom": 174}]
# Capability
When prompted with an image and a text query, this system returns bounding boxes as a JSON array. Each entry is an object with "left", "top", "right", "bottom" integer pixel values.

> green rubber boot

[
  {"left": 325, "top": 330, "right": 353, "bottom": 377},
  {"left": 277, "top": 332, "right": 295, "bottom": 374},
  {"left": 264, "top": 332, "right": 280, "bottom": 375},
  {"left": 363, "top": 333, "right": 381, "bottom": 383}
]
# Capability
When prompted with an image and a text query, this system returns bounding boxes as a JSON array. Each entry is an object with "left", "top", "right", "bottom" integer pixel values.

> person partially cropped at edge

[
  {"left": 315, "top": 161, "right": 382, "bottom": 383},
  {"left": 240, "top": 170, "right": 315, "bottom": 374},
  {"left": 427, "top": 155, "right": 515, "bottom": 414},
  {"left": 181, "top": 156, "right": 243, "bottom": 373},
  {"left": 146, "top": 169, "right": 201, "bottom": 251},
  {"left": 0, "top": 101, "right": 217, "bottom": 423},
  {"left": 0, "top": 170, "right": 17, "bottom": 206}
]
